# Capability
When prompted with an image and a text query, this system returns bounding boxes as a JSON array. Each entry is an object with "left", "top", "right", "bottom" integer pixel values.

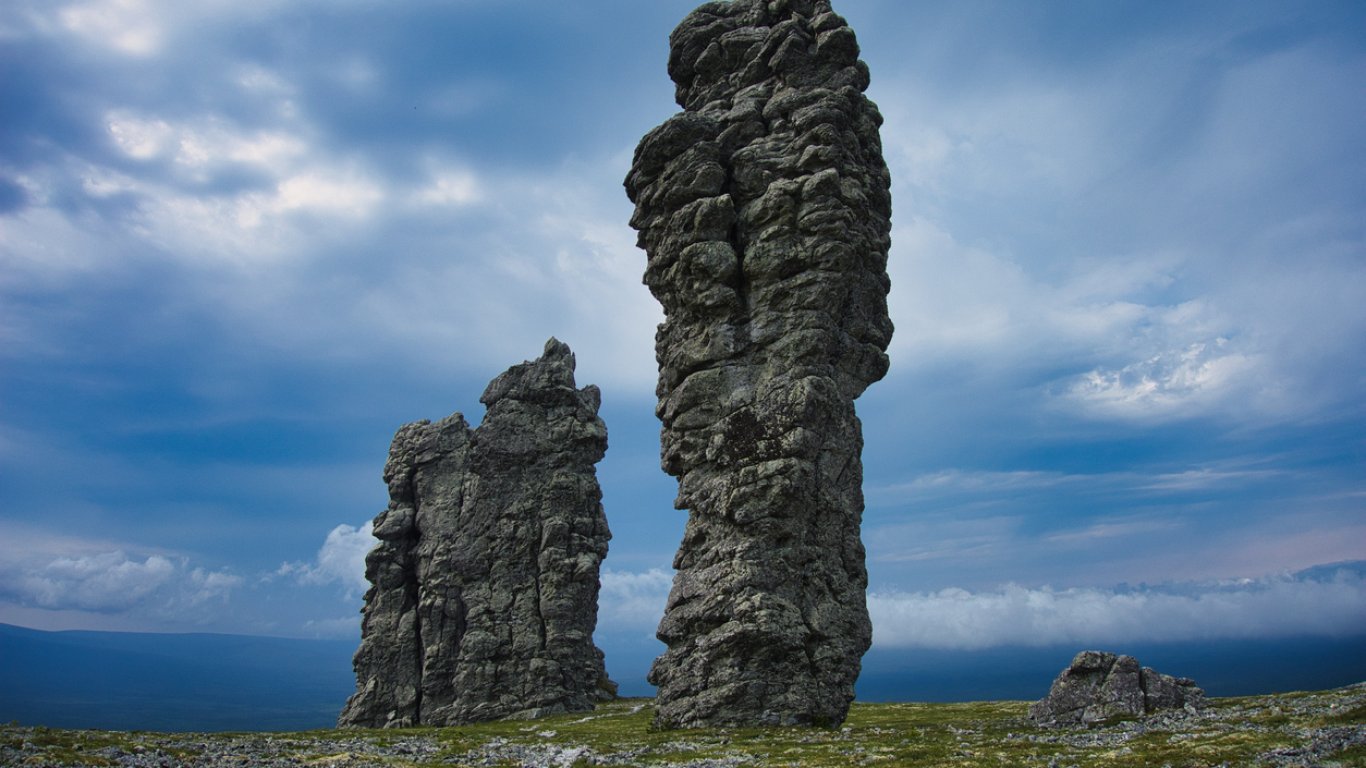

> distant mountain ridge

[
  {"left": 0, "top": 623, "right": 356, "bottom": 732},
  {"left": 856, "top": 636, "right": 1366, "bottom": 703},
  {"left": 4, "top": 622, "right": 1364, "bottom": 732}
]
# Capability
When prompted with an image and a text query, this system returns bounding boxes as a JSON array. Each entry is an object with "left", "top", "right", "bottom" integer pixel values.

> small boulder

[{"left": 1029, "top": 650, "right": 1207, "bottom": 726}]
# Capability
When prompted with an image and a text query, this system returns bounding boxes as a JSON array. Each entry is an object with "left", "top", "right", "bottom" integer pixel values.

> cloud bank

[
  {"left": 869, "top": 564, "right": 1366, "bottom": 650},
  {"left": 0, "top": 548, "right": 240, "bottom": 616},
  {"left": 588, "top": 563, "right": 1366, "bottom": 652}
]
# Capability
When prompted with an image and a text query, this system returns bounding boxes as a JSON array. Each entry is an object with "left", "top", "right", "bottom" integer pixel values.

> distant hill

[
  {"left": 4, "top": 622, "right": 1363, "bottom": 732},
  {"left": 0, "top": 623, "right": 356, "bottom": 732},
  {"left": 855, "top": 635, "right": 1366, "bottom": 703}
]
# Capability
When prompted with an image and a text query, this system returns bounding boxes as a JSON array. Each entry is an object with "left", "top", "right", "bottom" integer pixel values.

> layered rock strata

[
  {"left": 339, "top": 339, "right": 615, "bottom": 728},
  {"left": 1029, "top": 651, "right": 1208, "bottom": 725},
  {"left": 625, "top": 0, "right": 893, "bottom": 728}
]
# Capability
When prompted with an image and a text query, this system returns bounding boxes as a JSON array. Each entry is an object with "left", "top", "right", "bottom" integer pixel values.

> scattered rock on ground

[
  {"left": 1029, "top": 650, "right": 1207, "bottom": 725},
  {"left": 5, "top": 684, "right": 1363, "bottom": 767}
]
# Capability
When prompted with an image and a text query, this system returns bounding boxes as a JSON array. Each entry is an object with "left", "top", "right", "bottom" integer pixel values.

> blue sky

[{"left": 2, "top": 0, "right": 1364, "bottom": 676}]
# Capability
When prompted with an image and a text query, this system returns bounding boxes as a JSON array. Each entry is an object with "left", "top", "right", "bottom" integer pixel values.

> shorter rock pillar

[{"left": 340, "top": 338, "right": 615, "bottom": 727}]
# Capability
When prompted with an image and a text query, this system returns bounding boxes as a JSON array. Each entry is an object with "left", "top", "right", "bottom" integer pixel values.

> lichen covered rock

[
  {"left": 339, "top": 339, "right": 614, "bottom": 728},
  {"left": 625, "top": 0, "right": 893, "bottom": 728},
  {"left": 1029, "top": 651, "right": 1207, "bottom": 726}
]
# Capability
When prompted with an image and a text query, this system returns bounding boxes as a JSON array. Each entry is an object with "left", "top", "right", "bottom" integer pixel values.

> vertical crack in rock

[
  {"left": 339, "top": 339, "right": 616, "bottom": 728},
  {"left": 625, "top": 0, "right": 893, "bottom": 729}
]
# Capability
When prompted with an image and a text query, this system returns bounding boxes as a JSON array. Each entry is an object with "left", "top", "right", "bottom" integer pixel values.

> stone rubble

[
  {"left": 1028, "top": 650, "right": 1208, "bottom": 726},
  {"left": 339, "top": 338, "right": 615, "bottom": 728},
  {"left": 625, "top": 0, "right": 893, "bottom": 729},
  {"left": 1010, "top": 683, "right": 1366, "bottom": 768}
]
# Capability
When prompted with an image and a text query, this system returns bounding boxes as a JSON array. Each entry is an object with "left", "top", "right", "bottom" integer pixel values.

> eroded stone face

[
  {"left": 625, "top": 0, "right": 893, "bottom": 729},
  {"left": 339, "top": 339, "right": 615, "bottom": 728},
  {"left": 1028, "top": 651, "right": 1208, "bottom": 725}
]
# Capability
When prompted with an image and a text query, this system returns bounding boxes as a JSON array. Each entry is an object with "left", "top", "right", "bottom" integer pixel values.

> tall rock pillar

[
  {"left": 340, "top": 339, "right": 615, "bottom": 727},
  {"left": 625, "top": 0, "right": 893, "bottom": 728}
]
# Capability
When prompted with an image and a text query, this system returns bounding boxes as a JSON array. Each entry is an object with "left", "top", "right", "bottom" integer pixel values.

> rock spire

[
  {"left": 625, "top": 0, "right": 893, "bottom": 728},
  {"left": 339, "top": 339, "right": 615, "bottom": 728}
]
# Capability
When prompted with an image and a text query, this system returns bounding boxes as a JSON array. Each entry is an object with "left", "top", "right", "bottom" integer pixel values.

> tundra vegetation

[{"left": 4, "top": 683, "right": 1363, "bottom": 767}]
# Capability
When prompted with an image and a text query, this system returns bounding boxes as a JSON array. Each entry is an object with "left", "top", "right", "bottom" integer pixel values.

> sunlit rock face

[
  {"left": 625, "top": 0, "right": 893, "bottom": 729},
  {"left": 339, "top": 339, "right": 615, "bottom": 728}
]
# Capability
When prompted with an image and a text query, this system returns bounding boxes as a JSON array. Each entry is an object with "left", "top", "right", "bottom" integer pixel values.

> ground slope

[{"left": 3, "top": 683, "right": 1363, "bottom": 767}]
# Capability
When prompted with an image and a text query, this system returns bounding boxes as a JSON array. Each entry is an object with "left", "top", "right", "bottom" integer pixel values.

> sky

[{"left": 2, "top": 0, "right": 1364, "bottom": 681}]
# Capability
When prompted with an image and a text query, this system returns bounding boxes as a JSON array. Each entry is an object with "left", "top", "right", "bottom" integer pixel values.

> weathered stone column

[
  {"left": 340, "top": 339, "right": 615, "bottom": 727},
  {"left": 625, "top": 0, "right": 893, "bottom": 728}
]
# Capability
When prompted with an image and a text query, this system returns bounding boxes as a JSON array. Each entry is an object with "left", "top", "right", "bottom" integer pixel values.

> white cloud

[
  {"left": 536, "top": 187, "right": 663, "bottom": 392},
  {"left": 883, "top": 210, "right": 1290, "bottom": 424},
  {"left": 597, "top": 568, "right": 672, "bottom": 635},
  {"left": 15, "top": 91, "right": 658, "bottom": 393},
  {"left": 866, "top": 513, "right": 1025, "bottom": 566},
  {"left": 1137, "top": 467, "right": 1284, "bottom": 492},
  {"left": 50, "top": 0, "right": 385, "bottom": 57},
  {"left": 0, "top": 542, "right": 242, "bottom": 615},
  {"left": 184, "top": 127, "right": 307, "bottom": 171},
  {"left": 341, "top": 155, "right": 662, "bottom": 393},
  {"left": 279, "top": 521, "right": 375, "bottom": 596},
  {"left": 234, "top": 64, "right": 294, "bottom": 97},
  {"left": 107, "top": 113, "right": 174, "bottom": 159},
  {"left": 187, "top": 567, "right": 242, "bottom": 604},
  {"left": 572, "top": 563, "right": 1366, "bottom": 653},
  {"left": 0, "top": 520, "right": 132, "bottom": 560},
  {"left": 882, "top": 218, "right": 1271, "bottom": 427},
  {"left": 0, "top": 206, "right": 112, "bottom": 284},
  {"left": 1042, "top": 518, "right": 1182, "bottom": 545},
  {"left": 411, "top": 167, "right": 482, "bottom": 208},
  {"left": 863, "top": 461, "right": 1359, "bottom": 590},
  {"left": 871, "top": 469, "right": 1070, "bottom": 500},
  {"left": 17, "top": 551, "right": 175, "bottom": 610},
  {"left": 1065, "top": 338, "right": 1264, "bottom": 421},
  {"left": 60, "top": 0, "right": 162, "bottom": 56},
  {"left": 103, "top": 108, "right": 376, "bottom": 215},
  {"left": 872, "top": 25, "right": 1366, "bottom": 428},
  {"left": 80, "top": 165, "right": 141, "bottom": 198},
  {"left": 870, "top": 464, "right": 1289, "bottom": 506},
  {"left": 272, "top": 170, "right": 383, "bottom": 217},
  {"left": 41, "top": 109, "right": 385, "bottom": 269},
  {"left": 884, "top": 217, "right": 1188, "bottom": 373},
  {"left": 868, "top": 564, "right": 1366, "bottom": 651}
]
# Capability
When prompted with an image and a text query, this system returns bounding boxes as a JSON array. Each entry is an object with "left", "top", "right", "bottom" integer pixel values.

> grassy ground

[{"left": 3, "top": 685, "right": 1363, "bottom": 767}]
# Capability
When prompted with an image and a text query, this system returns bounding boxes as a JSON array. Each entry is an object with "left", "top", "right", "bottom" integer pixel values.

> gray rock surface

[
  {"left": 1028, "top": 650, "right": 1207, "bottom": 725},
  {"left": 339, "top": 338, "right": 614, "bottom": 728},
  {"left": 624, "top": 0, "right": 893, "bottom": 728}
]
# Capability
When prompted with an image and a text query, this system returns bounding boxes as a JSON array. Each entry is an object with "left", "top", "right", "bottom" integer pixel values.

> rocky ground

[{"left": 3, "top": 683, "right": 1363, "bottom": 767}]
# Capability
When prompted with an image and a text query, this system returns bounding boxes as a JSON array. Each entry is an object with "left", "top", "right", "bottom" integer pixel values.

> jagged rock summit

[
  {"left": 625, "top": 0, "right": 893, "bottom": 728},
  {"left": 1029, "top": 651, "right": 1208, "bottom": 726},
  {"left": 339, "top": 338, "right": 615, "bottom": 728}
]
